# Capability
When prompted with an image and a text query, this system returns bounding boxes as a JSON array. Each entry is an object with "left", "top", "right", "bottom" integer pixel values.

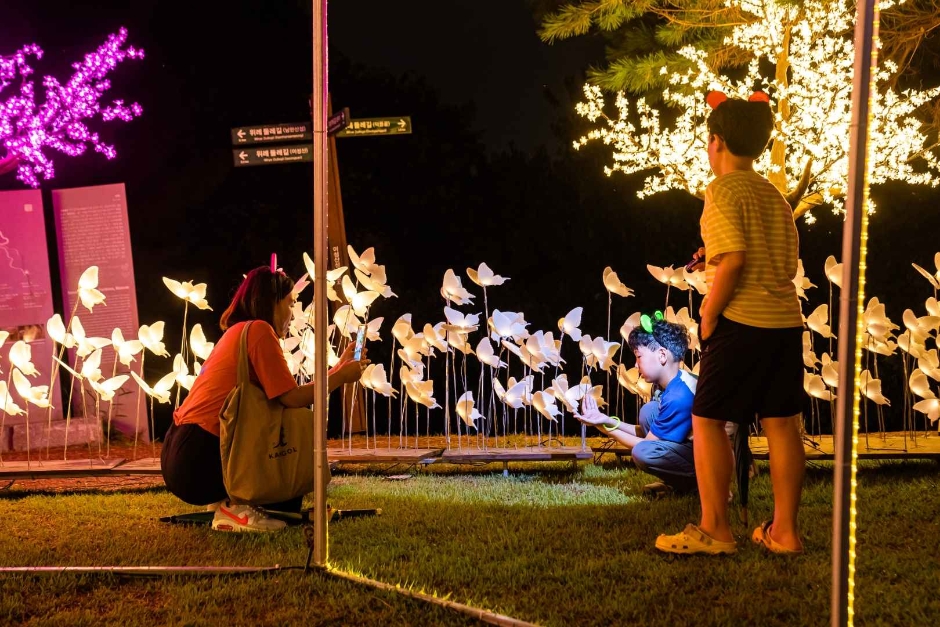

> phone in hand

[
  {"left": 685, "top": 253, "right": 706, "bottom": 272},
  {"left": 685, "top": 247, "right": 706, "bottom": 272},
  {"left": 353, "top": 324, "right": 367, "bottom": 361}
]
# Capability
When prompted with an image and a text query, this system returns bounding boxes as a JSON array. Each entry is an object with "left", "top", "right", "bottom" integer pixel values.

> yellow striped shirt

[{"left": 701, "top": 170, "right": 803, "bottom": 328}]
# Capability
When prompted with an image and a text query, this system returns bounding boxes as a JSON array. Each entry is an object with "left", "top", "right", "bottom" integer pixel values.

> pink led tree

[{"left": 0, "top": 28, "right": 143, "bottom": 187}]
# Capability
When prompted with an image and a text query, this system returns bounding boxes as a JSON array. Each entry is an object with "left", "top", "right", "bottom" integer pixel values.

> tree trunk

[
  {"left": 768, "top": 24, "right": 792, "bottom": 194},
  {"left": 793, "top": 191, "right": 825, "bottom": 220}
]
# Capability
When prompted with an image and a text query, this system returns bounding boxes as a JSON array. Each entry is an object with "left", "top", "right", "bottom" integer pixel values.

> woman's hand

[
  {"left": 280, "top": 344, "right": 370, "bottom": 406},
  {"left": 574, "top": 394, "right": 609, "bottom": 427},
  {"left": 328, "top": 344, "right": 370, "bottom": 387}
]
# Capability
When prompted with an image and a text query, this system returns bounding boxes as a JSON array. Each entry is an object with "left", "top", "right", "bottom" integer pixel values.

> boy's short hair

[
  {"left": 628, "top": 320, "right": 689, "bottom": 363},
  {"left": 707, "top": 98, "right": 774, "bottom": 158}
]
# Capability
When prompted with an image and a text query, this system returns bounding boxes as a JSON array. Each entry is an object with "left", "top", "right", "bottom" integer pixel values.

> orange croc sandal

[
  {"left": 655, "top": 524, "right": 737, "bottom": 555},
  {"left": 752, "top": 521, "right": 804, "bottom": 554}
]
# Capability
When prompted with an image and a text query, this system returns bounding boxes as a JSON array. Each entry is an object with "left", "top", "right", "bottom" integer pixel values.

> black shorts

[
  {"left": 161, "top": 422, "right": 228, "bottom": 506},
  {"left": 161, "top": 423, "right": 302, "bottom": 512},
  {"left": 692, "top": 316, "right": 803, "bottom": 425}
]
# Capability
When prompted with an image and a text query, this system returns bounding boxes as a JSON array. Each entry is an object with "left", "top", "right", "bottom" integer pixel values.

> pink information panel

[
  {"left": 52, "top": 183, "right": 143, "bottom": 438},
  {"left": 0, "top": 189, "right": 63, "bottom": 419}
]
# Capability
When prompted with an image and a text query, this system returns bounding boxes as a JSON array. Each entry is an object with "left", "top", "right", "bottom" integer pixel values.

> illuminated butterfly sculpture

[{"left": 15, "top": 243, "right": 940, "bottom": 463}]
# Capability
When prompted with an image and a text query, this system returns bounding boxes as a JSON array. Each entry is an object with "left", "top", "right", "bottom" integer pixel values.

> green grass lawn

[{"left": 1, "top": 459, "right": 939, "bottom": 626}]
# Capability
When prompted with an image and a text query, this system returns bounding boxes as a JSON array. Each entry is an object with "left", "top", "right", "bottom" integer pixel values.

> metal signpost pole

[
  {"left": 312, "top": 0, "right": 330, "bottom": 567},
  {"left": 832, "top": 0, "right": 879, "bottom": 624}
]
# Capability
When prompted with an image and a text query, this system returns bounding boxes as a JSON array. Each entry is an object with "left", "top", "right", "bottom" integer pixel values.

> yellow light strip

[
  {"left": 847, "top": 3, "right": 880, "bottom": 622},
  {"left": 323, "top": 565, "right": 539, "bottom": 627}
]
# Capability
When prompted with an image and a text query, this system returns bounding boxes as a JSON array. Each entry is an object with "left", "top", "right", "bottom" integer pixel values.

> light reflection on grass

[
  {"left": 0, "top": 459, "right": 937, "bottom": 625},
  {"left": 330, "top": 471, "right": 638, "bottom": 507}
]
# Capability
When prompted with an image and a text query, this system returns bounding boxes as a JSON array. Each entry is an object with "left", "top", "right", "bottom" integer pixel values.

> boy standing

[
  {"left": 576, "top": 318, "right": 697, "bottom": 495},
  {"left": 655, "top": 93, "right": 805, "bottom": 555}
]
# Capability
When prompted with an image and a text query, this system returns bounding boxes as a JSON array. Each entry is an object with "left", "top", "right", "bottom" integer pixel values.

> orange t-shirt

[{"left": 173, "top": 320, "right": 297, "bottom": 437}]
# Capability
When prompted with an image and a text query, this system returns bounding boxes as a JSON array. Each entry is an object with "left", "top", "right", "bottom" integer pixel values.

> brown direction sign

[
  {"left": 233, "top": 145, "right": 313, "bottom": 167},
  {"left": 231, "top": 122, "right": 312, "bottom": 145},
  {"left": 327, "top": 108, "right": 351, "bottom": 135},
  {"left": 335, "top": 116, "right": 412, "bottom": 138}
]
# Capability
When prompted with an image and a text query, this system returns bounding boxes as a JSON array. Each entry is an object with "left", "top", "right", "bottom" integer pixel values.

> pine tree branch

[
  {"left": 596, "top": 1, "right": 633, "bottom": 30},
  {"left": 539, "top": 2, "right": 601, "bottom": 43},
  {"left": 540, "top": 0, "right": 761, "bottom": 94},
  {"left": 589, "top": 51, "right": 697, "bottom": 93},
  {"left": 539, "top": 0, "right": 660, "bottom": 42},
  {"left": 610, "top": 22, "right": 661, "bottom": 56},
  {"left": 649, "top": 3, "right": 754, "bottom": 29},
  {"left": 655, "top": 23, "right": 732, "bottom": 47}
]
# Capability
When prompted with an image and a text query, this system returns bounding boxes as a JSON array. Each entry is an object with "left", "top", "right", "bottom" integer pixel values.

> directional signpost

[
  {"left": 232, "top": 144, "right": 314, "bottom": 167},
  {"left": 231, "top": 109, "right": 357, "bottom": 167},
  {"left": 335, "top": 116, "right": 411, "bottom": 138},
  {"left": 231, "top": 122, "right": 312, "bottom": 145},
  {"left": 230, "top": 112, "right": 407, "bottom": 164}
]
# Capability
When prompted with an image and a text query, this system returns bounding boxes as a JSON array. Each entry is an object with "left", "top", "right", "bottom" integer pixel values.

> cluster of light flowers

[
  {"left": 0, "top": 28, "right": 143, "bottom": 187},
  {"left": 4, "top": 246, "right": 939, "bottom": 461},
  {"left": 574, "top": 0, "right": 940, "bottom": 221}
]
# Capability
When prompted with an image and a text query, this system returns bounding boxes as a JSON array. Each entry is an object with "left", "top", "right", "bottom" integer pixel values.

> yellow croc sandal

[
  {"left": 752, "top": 521, "right": 804, "bottom": 555},
  {"left": 655, "top": 524, "right": 737, "bottom": 555}
]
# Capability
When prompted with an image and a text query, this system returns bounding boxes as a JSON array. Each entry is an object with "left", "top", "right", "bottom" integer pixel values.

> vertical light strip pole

[
  {"left": 832, "top": 0, "right": 879, "bottom": 624},
  {"left": 312, "top": 0, "right": 330, "bottom": 567}
]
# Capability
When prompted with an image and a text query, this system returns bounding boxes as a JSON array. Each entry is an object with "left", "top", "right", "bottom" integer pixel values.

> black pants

[{"left": 161, "top": 423, "right": 302, "bottom": 512}]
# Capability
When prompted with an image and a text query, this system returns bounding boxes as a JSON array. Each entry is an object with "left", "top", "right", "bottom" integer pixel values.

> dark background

[{"left": 1, "top": 1, "right": 938, "bottom": 437}]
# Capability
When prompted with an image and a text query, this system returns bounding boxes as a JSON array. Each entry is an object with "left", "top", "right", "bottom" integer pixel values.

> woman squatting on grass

[{"left": 161, "top": 266, "right": 367, "bottom": 532}]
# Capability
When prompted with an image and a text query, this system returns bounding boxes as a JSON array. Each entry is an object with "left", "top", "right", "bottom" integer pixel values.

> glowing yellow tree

[{"left": 567, "top": 0, "right": 940, "bottom": 221}]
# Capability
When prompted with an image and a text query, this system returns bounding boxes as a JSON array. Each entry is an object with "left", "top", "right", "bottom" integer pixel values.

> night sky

[
  {"left": 329, "top": 1, "right": 604, "bottom": 153},
  {"left": 2, "top": 1, "right": 939, "bottom": 434}
]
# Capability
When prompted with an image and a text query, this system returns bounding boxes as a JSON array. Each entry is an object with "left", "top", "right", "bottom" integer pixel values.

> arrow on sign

[
  {"left": 397, "top": 119, "right": 407, "bottom": 130},
  {"left": 237, "top": 129, "right": 246, "bottom": 139},
  {"left": 238, "top": 151, "right": 248, "bottom": 162}
]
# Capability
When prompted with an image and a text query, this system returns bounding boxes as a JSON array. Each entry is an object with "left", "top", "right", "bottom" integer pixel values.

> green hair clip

[{"left": 640, "top": 310, "right": 664, "bottom": 333}]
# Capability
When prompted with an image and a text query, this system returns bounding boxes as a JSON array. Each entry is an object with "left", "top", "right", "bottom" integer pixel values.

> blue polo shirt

[{"left": 649, "top": 373, "right": 695, "bottom": 443}]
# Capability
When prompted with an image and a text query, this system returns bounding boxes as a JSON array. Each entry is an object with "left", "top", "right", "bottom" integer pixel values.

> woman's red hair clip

[
  {"left": 706, "top": 91, "right": 728, "bottom": 109},
  {"left": 749, "top": 90, "right": 770, "bottom": 103},
  {"left": 270, "top": 253, "right": 278, "bottom": 273}
]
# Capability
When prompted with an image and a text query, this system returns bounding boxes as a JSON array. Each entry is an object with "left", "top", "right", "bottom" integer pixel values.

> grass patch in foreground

[{"left": 1, "top": 460, "right": 939, "bottom": 625}]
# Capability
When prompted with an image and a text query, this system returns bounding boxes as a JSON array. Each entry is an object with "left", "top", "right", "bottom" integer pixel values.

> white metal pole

[
  {"left": 312, "top": 0, "right": 330, "bottom": 567},
  {"left": 832, "top": 0, "right": 879, "bottom": 625}
]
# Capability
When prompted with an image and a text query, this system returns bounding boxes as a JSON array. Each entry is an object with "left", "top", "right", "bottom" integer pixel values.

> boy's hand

[
  {"left": 700, "top": 315, "right": 718, "bottom": 341},
  {"left": 699, "top": 294, "right": 718, "bottom": 340},
  {"left": 689, "top": 247, "right": 706, "bottom": 272},
  {"left": 574, "top": 394, "right": 608, "bottom": 426}
]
